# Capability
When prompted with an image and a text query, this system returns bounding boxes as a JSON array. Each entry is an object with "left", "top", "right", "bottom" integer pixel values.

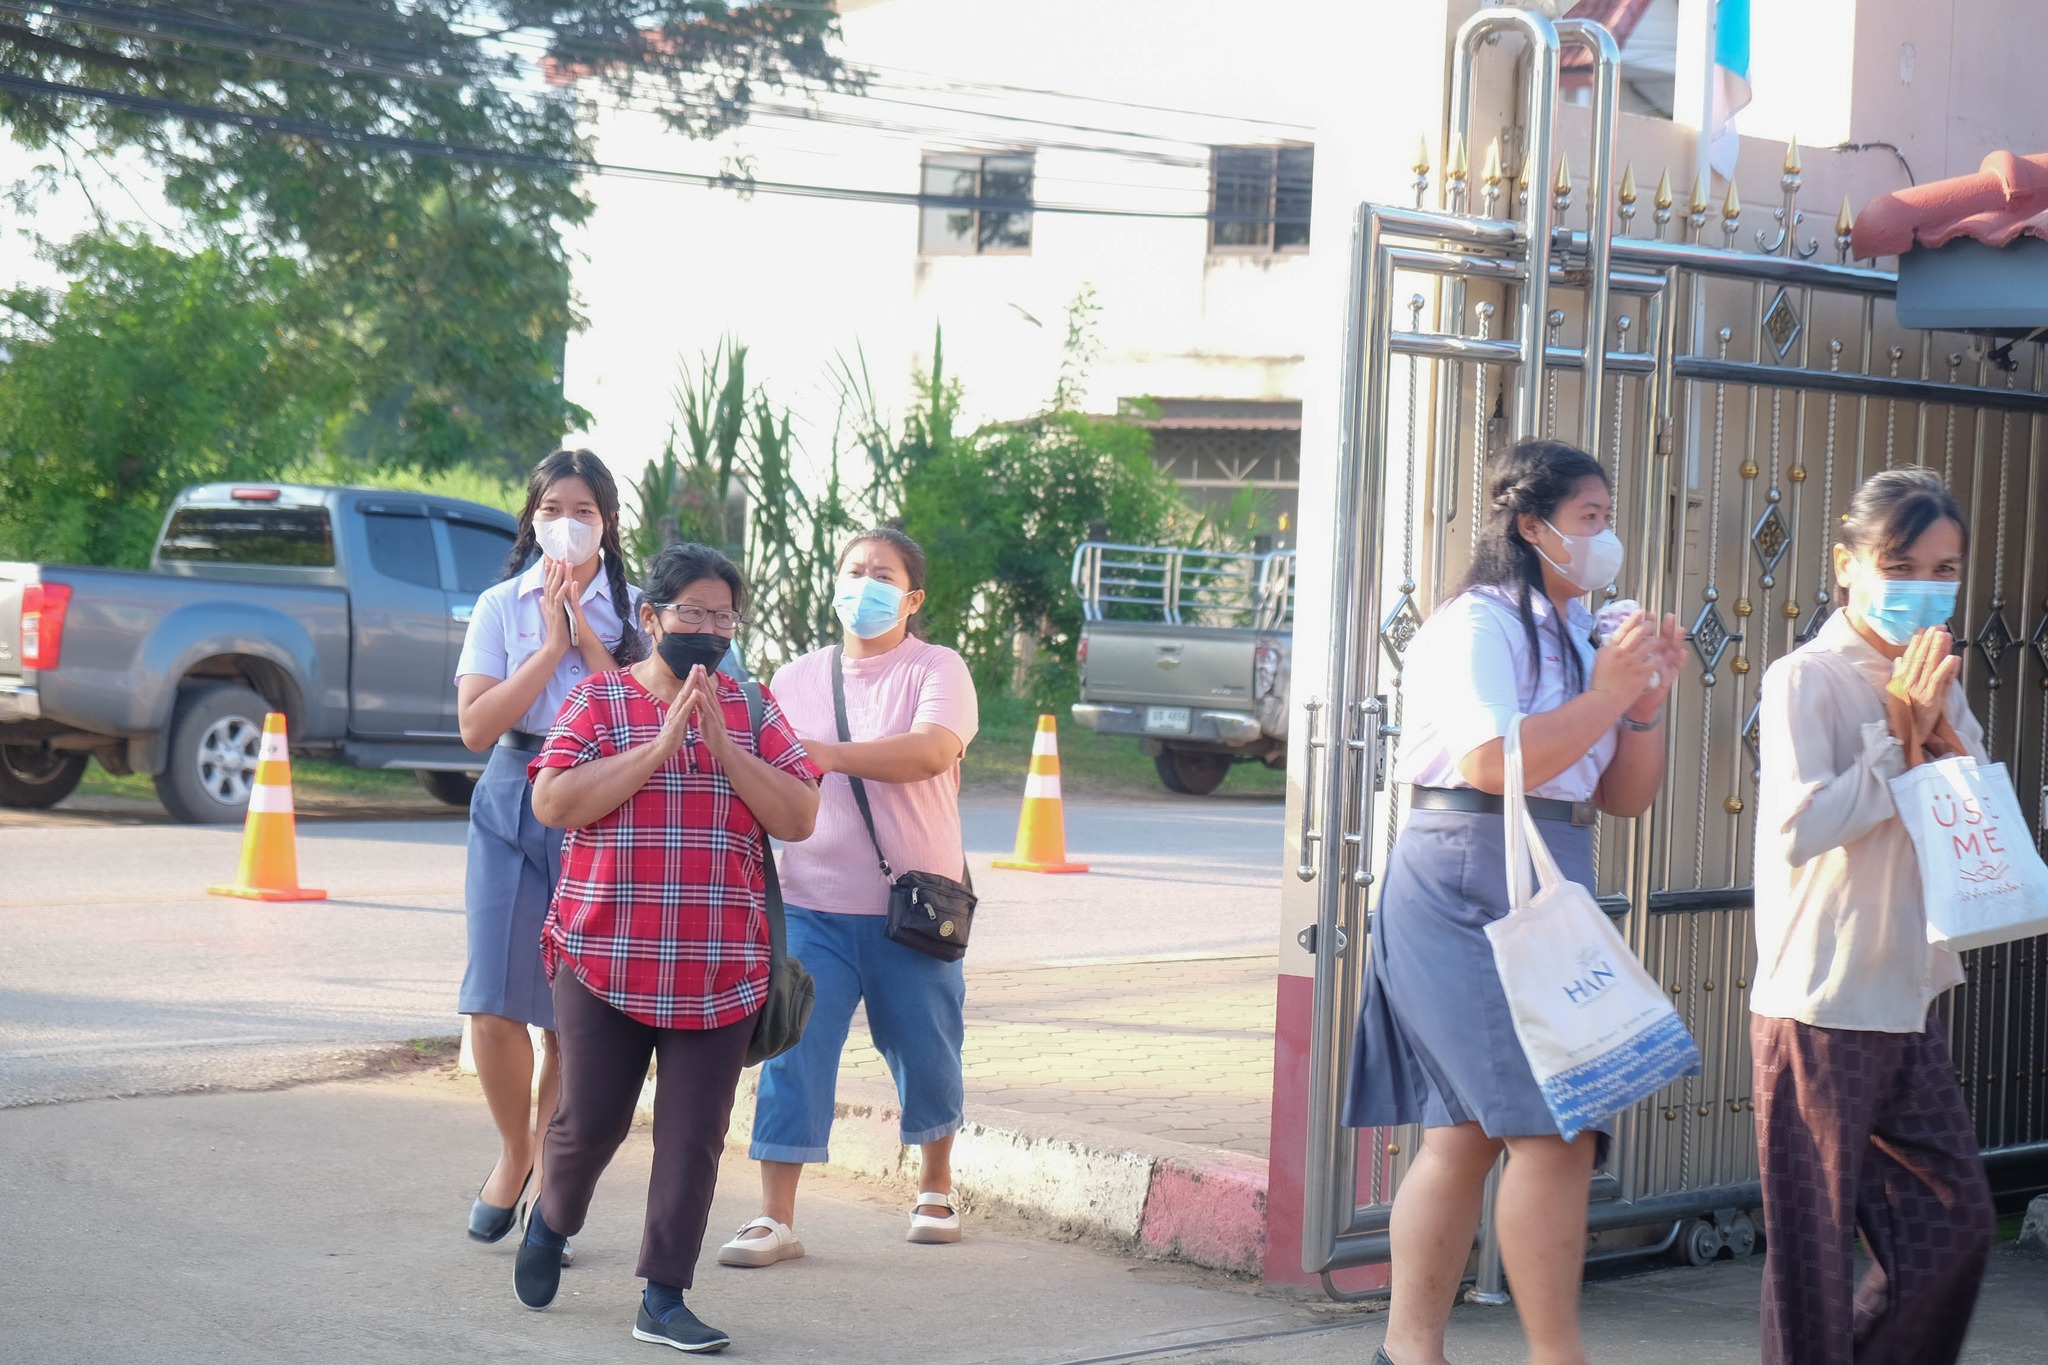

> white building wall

[{"left": 562, "top": 0, "right": 1325, "bottom": 485}]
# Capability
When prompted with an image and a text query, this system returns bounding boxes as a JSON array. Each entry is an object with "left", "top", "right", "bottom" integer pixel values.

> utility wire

[
  {"left": 2, "top": 0, "right": 1314, "bottom": 183},
  {"left": 7, "top": 0, "right": 1304, "bottom": 156},
  {"left": 0, "top": 67, "right": 1312, "bottom": 225}
]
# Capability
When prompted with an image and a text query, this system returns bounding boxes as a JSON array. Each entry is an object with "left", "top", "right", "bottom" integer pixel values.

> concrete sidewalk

[
  {"left": 715, "top": 951, "right": 1278, "bottom": 1274},
  {"left": 4, "top": 1068, "right": 2042, "bottom": 1365}
]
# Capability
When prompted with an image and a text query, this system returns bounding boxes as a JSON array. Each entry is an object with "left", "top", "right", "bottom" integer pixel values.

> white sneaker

[
  {"left": 907, "top": 1191, "right": 961, "bottom": 1245},
  {"left": 717, "top": 1216, "right": 804, "bottom": 1268}
]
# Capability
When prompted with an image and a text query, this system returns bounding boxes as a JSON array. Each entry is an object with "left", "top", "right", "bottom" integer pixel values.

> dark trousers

[
  {"left": 1752, "top": 1012, "right": 1994, "bottom": 1365},
  {"left": 539, "top": 970, "right": 754, "bottom": 1289}
]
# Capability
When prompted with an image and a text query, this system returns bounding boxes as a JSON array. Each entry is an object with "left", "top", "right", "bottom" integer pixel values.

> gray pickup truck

[
  {"left": 0, "top": 483, "right": 519, "bottom": 822},
  {"left": 1069, "top": 541, "right": 1293, "bottom": 796}
]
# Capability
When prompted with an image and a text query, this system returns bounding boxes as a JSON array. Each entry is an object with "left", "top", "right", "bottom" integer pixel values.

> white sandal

[
  {"left": 717, "top": 1216, "right": 805, "bottom": 1268},
  {"left": 907, "top": 1191, "right": 961, "bottom": 1245}
]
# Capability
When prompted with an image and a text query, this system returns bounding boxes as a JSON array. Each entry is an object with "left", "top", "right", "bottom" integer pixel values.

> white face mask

[
  {"left": 534, "top": 516, "right": 598, "bottom": 567},
  {"left": 1537, "top": 519, "right": 1626, "bottom": 593}
]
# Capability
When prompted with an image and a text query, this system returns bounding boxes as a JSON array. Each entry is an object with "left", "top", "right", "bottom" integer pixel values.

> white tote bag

[
  {"left": 1484, "top": 716, "right": 1701, "bottom": 1140},
  {"left": 1888, "top": 755, "right": 2048, "bottom": 953}
]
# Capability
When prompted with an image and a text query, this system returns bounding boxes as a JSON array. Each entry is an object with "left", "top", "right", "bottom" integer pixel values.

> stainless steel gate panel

[{"left": 1299, "top": 9, "right": 2048, "bottom": 1285}]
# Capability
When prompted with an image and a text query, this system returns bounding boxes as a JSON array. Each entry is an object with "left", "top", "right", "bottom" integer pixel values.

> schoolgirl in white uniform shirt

[
  {"left": 1346, "top": 439, "right": 1685, "bottom": 1365},
  {"left": 453, "top": 449, "right": 642, "bottom": 1251}
]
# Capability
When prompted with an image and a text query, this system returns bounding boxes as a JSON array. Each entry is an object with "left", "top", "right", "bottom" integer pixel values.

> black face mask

[{"left": 656, "top": 628, "right": 730, "bottom": 680}]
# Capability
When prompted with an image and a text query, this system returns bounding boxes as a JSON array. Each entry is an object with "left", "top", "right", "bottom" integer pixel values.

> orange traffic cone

[
  {"left": 207, "top": 713, "right": 326, "bottom": 902},
  {"left": 993, "top": 715, "right": 1089, "bottom": 874}
]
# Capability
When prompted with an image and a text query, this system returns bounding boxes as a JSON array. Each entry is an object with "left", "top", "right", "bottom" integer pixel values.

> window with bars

[
  {"left": 1210, "top": 145, "right": 1313, "bottom": 253},
  {"left": 919, "top": 152, "right": 1035, "bottom": 255}
]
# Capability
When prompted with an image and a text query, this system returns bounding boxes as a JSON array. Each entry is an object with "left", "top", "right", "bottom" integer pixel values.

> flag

[{"left": 1709, "top": 0, "right": 1752, "bottom": 179}]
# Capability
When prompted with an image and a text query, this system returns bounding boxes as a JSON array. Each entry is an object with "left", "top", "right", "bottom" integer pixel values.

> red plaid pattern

[{"left": 528, "top": 669, "right": 820, "bottom": 1029}]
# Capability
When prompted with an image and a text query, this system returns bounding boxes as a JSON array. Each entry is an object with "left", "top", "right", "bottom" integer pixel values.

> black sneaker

[
  {"left": 514, "top": 1204, "right": 566, "bottom": 1311},
  {"left": 633, "top": 1299, "right": 731, "bottom": 1353}
]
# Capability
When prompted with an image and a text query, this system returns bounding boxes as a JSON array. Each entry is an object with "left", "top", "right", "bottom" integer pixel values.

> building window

[
  {"left": 920, "top": 152, "right": 1034, "bottom": 255},
  {"left": 1210, "top": 145, "right": 1313, "bottom": 253}
]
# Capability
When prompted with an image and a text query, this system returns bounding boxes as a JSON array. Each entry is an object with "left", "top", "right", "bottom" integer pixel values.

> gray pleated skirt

[
  {"left": 458, "top": 743, "right": 563, "bottom": 1030},
  {"left": 1343, "top": 805, "right": 1612, "bottom": 1162}
]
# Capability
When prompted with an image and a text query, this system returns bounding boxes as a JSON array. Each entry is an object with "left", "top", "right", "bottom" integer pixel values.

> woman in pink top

[{"left": 720, "top": 527, "right": 979, "bottom": 1267}]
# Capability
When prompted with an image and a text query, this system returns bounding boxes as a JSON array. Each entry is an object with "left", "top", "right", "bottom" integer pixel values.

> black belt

[
  {"left": 497, "top": 729, "right": 546, "bottom": 754},
  {"left": 1410, "top": 786, "right": 1598, "bottom": 827}
]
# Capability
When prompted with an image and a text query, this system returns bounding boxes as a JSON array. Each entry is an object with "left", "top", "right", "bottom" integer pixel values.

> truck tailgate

[
  {"left": 0, "top": 571, "right": 22, "bottom": 680},
  {"left": 1079, "top": 620, "right": 1260, "bottom": 710}
]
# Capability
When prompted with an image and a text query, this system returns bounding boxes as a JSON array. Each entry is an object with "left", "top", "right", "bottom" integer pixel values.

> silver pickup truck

[
  {"left": 1069, "top": 541, "right": 1293, "bottom": 796},
  {"left": 0, "top": 483, "right": 518, "bottom": 821}
]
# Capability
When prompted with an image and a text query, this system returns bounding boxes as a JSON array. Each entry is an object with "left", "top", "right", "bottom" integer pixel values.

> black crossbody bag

[
  {"left": 831, "top": 645, "right": 976, "bottom": 962},
  {"left": 739, "top": 681, "right": 814, "bottom": 1065}
]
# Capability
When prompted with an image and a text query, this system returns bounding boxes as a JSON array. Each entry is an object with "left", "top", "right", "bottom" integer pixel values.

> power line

[
  {"left": 2, "top": 0, "right": 1315, "bottom": 182},
  {"left": 43, "top": 0, "right": 1302, "bottom": 156},
  {"left": 0, "top": 68, "right": 1311, "bottom": 226}
]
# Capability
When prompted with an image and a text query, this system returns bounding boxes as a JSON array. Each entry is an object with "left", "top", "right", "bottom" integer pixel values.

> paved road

[
  {"left": 5, "top": 1070, "right": 2040, "bottom": 1364},
  {"left": 0, "top": 795, "right": 1283, "bottom": 1108}
]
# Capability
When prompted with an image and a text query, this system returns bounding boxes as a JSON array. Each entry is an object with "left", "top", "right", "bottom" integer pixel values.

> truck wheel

[
  {"left": 0, "top": 743, "right": 89, "bottom": 808},
  {"left": 1155, "top": 748, "right": 1231, "bottom": 796},
  {"left": 416, "top": 770, "right": 477, "bottom": 808},
  {"left": 154, "top": 683, "right": 270, "bottom": 824}
]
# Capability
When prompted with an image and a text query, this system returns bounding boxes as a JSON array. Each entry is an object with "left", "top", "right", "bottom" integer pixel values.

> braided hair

[
  {"left": 501, "top": 448, "right": 646, "bottom": 666},
  {"left": 1459, "top": 439, "right": 1610, "bottom": 694}
]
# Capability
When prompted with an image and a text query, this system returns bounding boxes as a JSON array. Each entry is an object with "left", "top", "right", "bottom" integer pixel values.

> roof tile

[{"left": 1853, "top": 150, "right": 2048, "bottom": 259}]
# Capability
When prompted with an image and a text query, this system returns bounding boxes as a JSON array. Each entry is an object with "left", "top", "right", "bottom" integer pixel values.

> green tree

[
  {"left": 900, "top": 406, "right": 1181, "bottom": 705},
  {"left": 1, "top": 2, "right": 854, "bottom": 475},
  {"left": 0, "top": 232, "right": 342, "bottom": 566}
]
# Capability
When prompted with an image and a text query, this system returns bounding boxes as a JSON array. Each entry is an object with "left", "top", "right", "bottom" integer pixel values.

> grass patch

[
  {"left": 75, "top": 696, "right": 1283, "bottom": 810},
  {"left": 77, "top": 756, "right": 424, "bottom": 804},
  {"left": 962, "top": 692, "right": 1285, "bottom": 800}
]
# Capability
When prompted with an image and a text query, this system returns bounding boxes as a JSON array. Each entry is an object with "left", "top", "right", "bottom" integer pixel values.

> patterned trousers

[{"left": 1752, "top": 1012, "right": 1995, "bottom": 1365}]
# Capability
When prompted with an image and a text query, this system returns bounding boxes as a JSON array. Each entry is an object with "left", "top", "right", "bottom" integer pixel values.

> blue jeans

[{"left": 750, "top": 906, "right": 966, "bottom": 1162}]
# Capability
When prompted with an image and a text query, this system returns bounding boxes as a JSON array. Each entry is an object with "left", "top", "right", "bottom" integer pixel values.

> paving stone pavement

[{"left": 835, "top": 951, "right": 1280, "bottom": 1157}]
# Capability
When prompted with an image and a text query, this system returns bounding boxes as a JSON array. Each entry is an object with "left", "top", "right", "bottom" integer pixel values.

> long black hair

[
  {"left": 836, "top": 524, "right": 929, "bottom": 640},
  {"left": 1834, "top": 467, "right": 1968, "bottom": 606},
  {"left": 1459, "top": 438, "right": 1611, "bottom": 693},
  {"left": 501, "top": 448, "right": 644, "bottom": 665}
]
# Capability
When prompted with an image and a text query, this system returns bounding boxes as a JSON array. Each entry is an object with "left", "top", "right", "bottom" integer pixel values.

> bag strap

[
  {"left": 831, "top": 645, "right": 896, "bottom": 881},
  {"left": 739, "top": 681, "right": 788, "bottom": 972},
  {"left": 1502, "top": 714, "right": 1570, "bottom": 910}
]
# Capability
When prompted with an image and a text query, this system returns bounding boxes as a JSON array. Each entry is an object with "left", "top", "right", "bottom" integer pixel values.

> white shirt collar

[{"left": 1473, "top": 582, "right": 1595, "bottom": 632}]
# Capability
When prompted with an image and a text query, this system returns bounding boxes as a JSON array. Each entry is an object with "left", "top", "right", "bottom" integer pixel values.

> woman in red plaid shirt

[{"left": 517, "top": 543, "right": 821, "bottom": 1353}]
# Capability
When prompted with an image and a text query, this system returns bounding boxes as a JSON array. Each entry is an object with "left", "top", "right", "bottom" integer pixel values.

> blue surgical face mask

[
  {"left": 1849, "top": 571, "right": 1958, "bottom": 646},
  {"left": 834, "top": 575, "right": 906, "bottom": 640}
]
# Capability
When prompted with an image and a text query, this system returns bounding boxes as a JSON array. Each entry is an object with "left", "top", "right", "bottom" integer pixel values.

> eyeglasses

[{"left": 652, "top": 603, "right": 745, "bottom": 632}]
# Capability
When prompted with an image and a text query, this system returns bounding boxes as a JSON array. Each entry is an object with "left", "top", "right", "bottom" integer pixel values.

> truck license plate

[{"left": 1144, "top": 706, "right": 1192, "bottom": 734}]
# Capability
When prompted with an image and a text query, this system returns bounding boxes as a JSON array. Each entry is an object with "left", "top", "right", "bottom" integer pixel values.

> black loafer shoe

[
  {"left": 514, "top": 1205, "right": 566, "bottom": 1311},
  {"left": 633, "top": 1300, "right": 731, "bottom": 1353},
  {"left": 467, "top": 1168, "right": 531, "bottom": 1244}
]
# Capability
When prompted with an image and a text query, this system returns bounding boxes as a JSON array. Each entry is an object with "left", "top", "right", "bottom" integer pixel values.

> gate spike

[
  {"left": 1553, "top": 150, "right": 1573, "bottom": 212},
  {"left": 1447, "top": 132, "right": 1469, "bottom": 181},
  {"left": 1836, "top": 196, "right": 1856, "bottom": 260},
  {"left": 1783, "top": 136, "right": 1802, "bottom": 176},
  {"left": 1482, "top": 137, "right": 1504, "bottom": 187},
  {"left": 1414, "top": 136, "right": 1432, "bottom": 177},
  {"left": 1722, "top": 180, "right": 1742, "bottom": 222},
  {"left": 1654, "top": 168, "right": 1674, "bottom": 211},
  {"left": 1689, "top": 173, "right": 1709, "bottom": 216},
  {"left": 1619, "top": 162, "right": 1638, "bottom": 205}
]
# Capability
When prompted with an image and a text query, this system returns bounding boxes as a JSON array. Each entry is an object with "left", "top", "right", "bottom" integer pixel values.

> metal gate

[{"left": 1297, "top": 7, "right": 2048, "bottom": 1286}]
